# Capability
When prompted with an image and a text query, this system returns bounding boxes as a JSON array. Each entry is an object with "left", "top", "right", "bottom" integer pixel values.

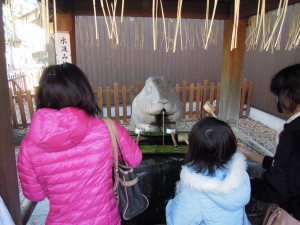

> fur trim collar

[{"left": 178, "top": 152, "right": 247, "bottom": 194}]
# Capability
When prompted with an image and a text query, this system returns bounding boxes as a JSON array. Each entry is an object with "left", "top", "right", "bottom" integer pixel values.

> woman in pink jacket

[{"left": 18, "top": 63, "right": 142, "bottom": 225}]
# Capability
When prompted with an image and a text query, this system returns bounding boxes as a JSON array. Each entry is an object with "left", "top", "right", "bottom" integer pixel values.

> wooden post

[
  {"left": 0, "top": 6, "right": 22, "bottom": 225},
  {"left": 219, "top": 14, "right": 247, "bottom": 127}
]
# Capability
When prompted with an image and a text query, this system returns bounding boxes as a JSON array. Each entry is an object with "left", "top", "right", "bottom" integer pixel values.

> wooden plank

[
  {"left": 189, "top": 83, "right": 194, "bottom": 118},
  {"left": 246, "top": 81, "right": 253, "bottom": 116},
  {"left": 106, "top": 87, "right": 112, "bottom": 118},
  {"left": 129, "top": 85, "right": 135, "bottom": 117},
  {"left": 122, "top": 86, "right": 128, "bottom": 123},
  {"left": 137, "top": 81, "right": 142, "bottom": 93},
  {"left": 12, "top": 79, "right": 18, "bottom": 95},
  {"left": 22, "top": 76, "right": 28, "bottom": 91},
  {"left": 202, "top": 80, "right": 208, "bottom": 117},
  {"left": 195, "top": 83, "right": 201, "bottom": 118},
  {"left": 209, "top": 82, "right": 215, "bottom": 102},
  {"left": 215, "top": 83, "right": 221, "bottom": 116},
  {"left": 239, "top": 79, "right": 247, "bottom": 116},
  {"left": 113, "top": 83, "right": 120, "bottom": 122},
  {"left": 9, "top": 88, "right": 18, "bottom": 129},
  {"left": 182, "top": 80, "right": 187, "bottom": 118},
  {"left": 25, "top": 90, "right": 34, "bottom": 120},
  {"left": 175, "top": 84, "right": 180, "bottom": 96},
  {"left": 97, "top": 87, "right": 103, "bottom": 118},
  {"left": 16, "top": 91, "right": 27, "bottom": 128}
]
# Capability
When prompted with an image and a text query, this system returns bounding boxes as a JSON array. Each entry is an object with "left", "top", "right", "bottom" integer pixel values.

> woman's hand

[{"left": 237, "top": 142, "right": 264, "bottom": 164}]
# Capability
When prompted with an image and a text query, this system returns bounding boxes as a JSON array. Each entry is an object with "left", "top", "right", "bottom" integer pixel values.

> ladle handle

[
  {"left": 136, "top": 133, "right": 141, "bottom": 145},
  {"left": 171, "top": 133, "right": 178, "bottom": 148}
]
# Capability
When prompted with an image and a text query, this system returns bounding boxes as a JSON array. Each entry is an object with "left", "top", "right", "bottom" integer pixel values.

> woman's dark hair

[
  {"left": 36, "top": 63, "right": 100, "bottom": 116},
  {"left": 270, "top": 63, "right": 300, "bottom": 113},
  {"left": 186, "top": 117, "right": 237, "bottom": 175}
]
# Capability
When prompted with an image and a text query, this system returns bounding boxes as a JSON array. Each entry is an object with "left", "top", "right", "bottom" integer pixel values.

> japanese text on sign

[{"left": 55, "top": 32, "right": 72, "bottom": 64}]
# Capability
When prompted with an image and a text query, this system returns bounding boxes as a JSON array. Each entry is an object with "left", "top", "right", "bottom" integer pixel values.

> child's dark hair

[
  {"left": 270, "top": 63, "right": 300, "bottom": 113},
  {"left": 186, "top": 117, "right": 237, "bottom": 175},
  {"left": 36, "top": 63, "right": 100, "bottom": 116}
]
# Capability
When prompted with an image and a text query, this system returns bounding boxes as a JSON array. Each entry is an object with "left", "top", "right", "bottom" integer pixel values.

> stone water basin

[{"left": 123, "top": 132, "right": 268, "bottom": 225}]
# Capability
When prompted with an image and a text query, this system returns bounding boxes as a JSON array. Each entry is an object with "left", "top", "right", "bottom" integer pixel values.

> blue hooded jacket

[{"left": 166, "top": 152, "right": 251, "bottom": 225}]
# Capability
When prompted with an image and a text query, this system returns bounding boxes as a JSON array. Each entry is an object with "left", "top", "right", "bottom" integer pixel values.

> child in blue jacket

[{"left": 166, "top": 117, "right": 251, "bottom": 225}]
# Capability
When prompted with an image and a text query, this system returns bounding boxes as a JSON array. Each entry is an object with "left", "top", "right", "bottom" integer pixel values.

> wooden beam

[
  {"left": 72, "top": 0, "right": 231, "bottom": 19},
  {"left": 219, "top": 9, "right": 247, "bottom": 127},
  {"left": 0, "top": 6, "right": 22, "bottom": 225}
]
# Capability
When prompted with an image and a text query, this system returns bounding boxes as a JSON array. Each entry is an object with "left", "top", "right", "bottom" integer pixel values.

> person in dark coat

[{"left": 239, "top": 63, "right": 300, "bottom": 222}]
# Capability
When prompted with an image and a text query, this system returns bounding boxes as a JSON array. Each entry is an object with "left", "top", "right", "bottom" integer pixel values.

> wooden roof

[{"left": 55, "top": 0, "right": 300, "bottom": 19}]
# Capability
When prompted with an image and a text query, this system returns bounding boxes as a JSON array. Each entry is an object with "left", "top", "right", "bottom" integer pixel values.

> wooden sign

[{"left": 55, "top": 32, "right": 72, "bottom": 64}]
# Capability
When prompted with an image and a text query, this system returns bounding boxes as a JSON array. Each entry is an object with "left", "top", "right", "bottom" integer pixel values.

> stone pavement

[{"left": 20, "top": 195, "right": 48, "bottom": 225}]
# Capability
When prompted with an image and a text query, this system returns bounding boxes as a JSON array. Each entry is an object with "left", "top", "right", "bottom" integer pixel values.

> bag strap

[{"left": 102, "top": 117, "right": 120, "bottom": 193}]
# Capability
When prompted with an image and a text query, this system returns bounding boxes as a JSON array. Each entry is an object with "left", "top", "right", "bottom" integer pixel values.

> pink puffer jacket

[{"left": 18, "top": 107, "right": 142, "bottom": 225}]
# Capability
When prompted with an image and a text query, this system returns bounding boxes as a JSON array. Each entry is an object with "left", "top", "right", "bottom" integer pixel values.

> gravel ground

[
  {"left": 177, "top": 117, "right": 278, "bottom": 153},
  {"left": 238, "top": 117, "right": 277, "bottom": 153}
]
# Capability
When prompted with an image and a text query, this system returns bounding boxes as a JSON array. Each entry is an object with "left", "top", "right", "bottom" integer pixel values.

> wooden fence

[
  {"left": 8, "top": 71, "right": 42, "bottom": 96},
  {"left": 9, "top": 79, "right": 253, "bottom": 128}
]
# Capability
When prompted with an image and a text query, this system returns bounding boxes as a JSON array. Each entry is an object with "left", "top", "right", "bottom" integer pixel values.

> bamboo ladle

[{"left": 203, "top": 101, "right": 217, "bottom": 118}]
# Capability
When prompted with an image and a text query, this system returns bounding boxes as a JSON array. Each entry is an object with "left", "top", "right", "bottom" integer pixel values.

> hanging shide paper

[
  {"left": 245, "top": 1, "right": 299, "bottom": 52},
  {"left": 155, "top": 0, "right": 159, "bottom": 49},
  {"left": 134, "top": 17, "right": 144, "bottom": 49},
  {"left": 46, "top": 0, "right": 50, "bottom": 42},
  {"left": 230, "top": 0, "right": 240, "bottom": 50},
  {"left": 53, "top": 0, "right": 57, "bottom": 35},
  {"left": 152, "top": 0, "right": 159, "bottom": 50},
  {"left": 73, "top": 1, "right": 297, "bottom": 52},
  {"left": 120, "top": 18, "right": 127, "bottom": 47},
  {"left": 256, "top": 0, "right": 265, "bottom": 45},
  {"left": 246, "top": 0, "right": 265, "bottom": 51},
  {"left": 105, "top": 0, "right": 114, "bottom": 40},
  {"left": 204, "top": 0, "right": 218, "bottom": 49},
  {"left": 134, "top": 17, "right": 139, "bottom": 48},
  {"left": 40, "top": 0, "right": 50, "bottom": 43},
  {"left": 160, "top": 0, "right": 168, "bottom": 52},
  {"left": 121, "top": 0, "right": 124, "bottom": 23},
  {"left": 152, "top": 0, "right": 156, "bottom": 50},
  {"left": 264, "top": 0, "right": 288, "bottom": 51},
  {"left": 41, "top": 0, "right": 46, "bottom": 40},
  {"left": 93, "top": 0, "right": 99, "bottom": 40},
  {"left": 100, "top": 0, "right": 112, "bottom": 39},
  {"left": 173, "top": 0, "right": 183, "bottom": 53},
  {"left": 84, "top": 18, "right": 90, "bottom": 47},
  {"left": 286, "top": 4, "right": 300, "bottom": 50},
  {"left": 190, "top": 21, "right": 195, "bottom": 49},
  {"left": 111, "top": 0, "right": 119, "bottom": 45}
]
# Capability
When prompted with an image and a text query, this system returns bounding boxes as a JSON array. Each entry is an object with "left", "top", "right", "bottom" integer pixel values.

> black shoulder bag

[{"left": 102, "top": 118, "right": 149, "bottom": 221}]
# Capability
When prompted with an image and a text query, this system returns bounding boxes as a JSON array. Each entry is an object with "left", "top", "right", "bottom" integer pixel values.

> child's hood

[
  {"left": 25, "top": 107, "right": 91, "bottom": 151},
  {"left": 178, "top": 152, "right": 251, "bottom": 210}
]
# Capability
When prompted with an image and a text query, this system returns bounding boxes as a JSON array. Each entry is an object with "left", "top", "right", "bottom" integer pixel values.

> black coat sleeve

[
  {"left": 251, "top": 119, "right": 300, "bottom": 204},
  {"left": 262, "top": 156, "right": 273, "bottom": 169}
]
